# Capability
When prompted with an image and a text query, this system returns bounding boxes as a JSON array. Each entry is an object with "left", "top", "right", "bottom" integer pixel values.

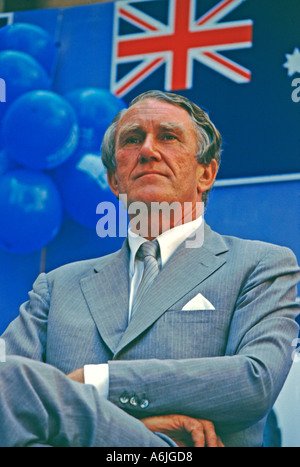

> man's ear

[
  {"left": 196, "top": 159, "right": 218, "bottom": 195},
  {"left": 107, "top": 170, "right": 120, "bottom": 198}
]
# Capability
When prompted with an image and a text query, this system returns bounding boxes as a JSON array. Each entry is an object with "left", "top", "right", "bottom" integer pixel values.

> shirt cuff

[{"left": 83, "top": 363, "right": 109, "bottom": 399}]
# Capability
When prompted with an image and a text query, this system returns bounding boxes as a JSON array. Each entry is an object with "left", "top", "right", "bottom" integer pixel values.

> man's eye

[
  {"left": 161, "top": 133, "right": 177, "bottom": 141},
  {"left": 125, "top": 136, "right": 141, "bottom": 144}
]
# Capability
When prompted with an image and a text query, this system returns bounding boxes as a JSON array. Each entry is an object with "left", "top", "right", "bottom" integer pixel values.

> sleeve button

[
  {"left": 129, "top": 395, "right": 139, "bottom": 407},
  {"left": 140, "top": 398, "right": 149, "bottom": 409},
  {"left": 119, "top": 392, "right": 129, "bottom": 404}
]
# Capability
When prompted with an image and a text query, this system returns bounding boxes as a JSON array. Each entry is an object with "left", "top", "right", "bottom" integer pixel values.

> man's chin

[
  {"left": 128, "top": 195, "right": 175, "bottom": 207},
  {"left": 125, "top": 187, "right": 168, "bottom": 204}
]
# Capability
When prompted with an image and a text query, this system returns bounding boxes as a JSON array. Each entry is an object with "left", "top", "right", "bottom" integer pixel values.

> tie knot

[{"left": 136, "top": 240, "right": 159, "bottom": 261}]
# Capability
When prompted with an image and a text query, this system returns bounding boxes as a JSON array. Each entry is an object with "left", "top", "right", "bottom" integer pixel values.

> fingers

[
  {"left": 181, "top": 417, "right": 224, "bottom": 448},
  {"left": 189, "top": 422, "right": 206, "bottom": 447},
  {"left": 202, "top": 420, "right": 219, "bottom": 447},
  {"left": 141, "top": 414, "right": 224, "bottom": 448},
  {"left": 67, "top": 368, "right": 85, "bottom": 383},
  {"left": 176, "top": 417, "right": 212, "bottom": 448},
  {"left": 200, "top": 420, "right": 225, "bottom": 447},
  {"left": 217, "top": 436, "right": 225, "bottom": 447}
]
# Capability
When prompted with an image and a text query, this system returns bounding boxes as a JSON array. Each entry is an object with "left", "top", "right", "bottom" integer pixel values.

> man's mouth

[{"left": 135, "top": 171, "right": 167, "bottom": 179}]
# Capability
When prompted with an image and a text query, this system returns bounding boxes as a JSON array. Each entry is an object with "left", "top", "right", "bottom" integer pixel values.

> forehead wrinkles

[
  {"left": 118, "top": 99, "right": 193, "bottom": 125},
  {"left": 118, "top": 121, "right": 186, "bottom": 136},
  {"left": 117, "top": 106, "right": 196, "bottom": 137},
  {"left": 118, "top": 122, "right": 142, "bottom": 136}
]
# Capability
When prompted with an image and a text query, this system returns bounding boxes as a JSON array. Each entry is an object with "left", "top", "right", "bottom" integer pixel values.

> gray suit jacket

[{"left": 2, "top": 223, "right": 300, "bottom": 447}]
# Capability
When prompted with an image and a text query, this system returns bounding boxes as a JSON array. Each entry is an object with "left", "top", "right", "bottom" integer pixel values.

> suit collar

[
  {"left": 80, "top": 240, "right": 130, "bottom": 354},
  {"left": 201, "top": 222, "right": 229, "bottom": 255},
  {"left": 114, "top": 223, "right": 228, "bottom": 356},
  {"left": 80, "top": 223, "right": 228, "bottom": 356}
]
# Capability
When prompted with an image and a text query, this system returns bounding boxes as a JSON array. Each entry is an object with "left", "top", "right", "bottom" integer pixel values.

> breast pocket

[{"left": 150, "top": 308, "right": 229, "bottom": 359}]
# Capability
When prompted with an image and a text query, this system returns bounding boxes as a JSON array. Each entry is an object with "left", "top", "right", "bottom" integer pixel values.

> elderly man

[{"left": 1, "top": 91, "right": 299, "bottom": 447}]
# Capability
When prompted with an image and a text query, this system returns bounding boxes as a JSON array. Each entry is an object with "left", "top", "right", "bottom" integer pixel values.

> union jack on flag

[{"left": 111, "top": 0, "right": 253, "bottom": 97}]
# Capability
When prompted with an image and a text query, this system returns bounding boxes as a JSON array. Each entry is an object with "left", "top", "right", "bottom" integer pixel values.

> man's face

[{"left": 108, "top": 98, "right": 213, "bottom": 207}]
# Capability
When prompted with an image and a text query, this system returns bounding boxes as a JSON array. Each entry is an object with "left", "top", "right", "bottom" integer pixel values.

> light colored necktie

[{"left": 131, "top": 240, "right": 160, "bottom": 316}]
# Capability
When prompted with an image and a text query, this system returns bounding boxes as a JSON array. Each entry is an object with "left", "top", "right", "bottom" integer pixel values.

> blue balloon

[
  {"left": 2, "top": 90, "right": 79, "bottom": 170},
  {"left": 0, "top": 23, "right": 57, "bottom": 74},
  {"left": 0, "top": 169, "right": 62, "bottom": 254},
  {"left": 0, "top": 149, "right": 19, "bottom": 175},
  {"left": 52, "top": 152, "right": 118, "bottom": 229},
  {"left": 0, "top": 50, "right": 50, "bottom": 119},
  {"left": 64, "top": 88, "right": 127, "bottom": 151}
]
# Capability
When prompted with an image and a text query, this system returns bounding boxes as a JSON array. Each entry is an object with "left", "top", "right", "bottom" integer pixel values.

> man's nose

[{"left": 139, "top": 135, "right": 161, "bottom": 162}]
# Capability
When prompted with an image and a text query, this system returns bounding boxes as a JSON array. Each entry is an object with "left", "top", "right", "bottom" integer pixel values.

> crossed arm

[
  {"left": 0, "top": 354, "right": 224, "bottom": 447},
  {"left": 67, "top": 246, "right": 300, "bottom": 443},
  {"left": 67, "top": 368, "right": 224, "bottom": 447},
  {"left": 1, "top": 245, "right": 299, "bottom": 447},
  {"left": 67, "top": 246, "right": 300, "bottom": 445}
]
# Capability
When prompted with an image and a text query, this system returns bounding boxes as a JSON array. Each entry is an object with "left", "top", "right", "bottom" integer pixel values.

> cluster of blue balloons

[{"left": 0, "top": 22, "right": 126, "bottom": 254}]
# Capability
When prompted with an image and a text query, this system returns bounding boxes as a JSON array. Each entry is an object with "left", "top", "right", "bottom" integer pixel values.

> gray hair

[{"left": 101, "top": 90, "right": 222, "bottom": 205}]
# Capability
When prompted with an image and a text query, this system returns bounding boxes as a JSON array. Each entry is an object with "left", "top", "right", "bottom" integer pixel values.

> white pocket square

[{"left": 182, "top": 293, "right": 215, "bottom": 310}]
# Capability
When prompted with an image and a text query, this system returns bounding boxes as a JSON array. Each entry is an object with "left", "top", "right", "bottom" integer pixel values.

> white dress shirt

[{"left": 84, "top": 215, "right": 203, "bottom": 396}]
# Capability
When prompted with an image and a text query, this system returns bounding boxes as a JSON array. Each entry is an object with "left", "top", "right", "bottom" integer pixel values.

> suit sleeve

[
  {"left": 107, "top": 246, "right": 300, "bottom": 433},
  {"left": 0, "top": 355, "right": 171, "bottom": 447},
  {"left": 1, "top": 272, "right": 50, "bottom": 360}
]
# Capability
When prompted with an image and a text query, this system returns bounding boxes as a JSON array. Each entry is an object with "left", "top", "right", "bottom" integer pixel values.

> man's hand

[
  {"left": 67, "top": 368, "right": 84, "bottom": 383},
  {"left": 67, "top": 370, "right": 223, "bottom": 447},
  {"left": 141, "top": 414, "right": 224, "bottom": 447}
]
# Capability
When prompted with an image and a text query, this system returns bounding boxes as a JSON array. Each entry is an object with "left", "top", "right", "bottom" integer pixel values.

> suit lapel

[
  {"left": 114, "top": 223, "right": 229, "bottom": 357},
  {"left": 80, "top": 240, "right": 130, "bottom": 354}
]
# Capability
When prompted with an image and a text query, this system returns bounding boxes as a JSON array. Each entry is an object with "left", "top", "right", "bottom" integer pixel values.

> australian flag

[
  {"left": 108, "top": 0, "right": 300, "bottom": 181},
  {"left": 111, "top": 0, "right": 253, "bottom": 97}
]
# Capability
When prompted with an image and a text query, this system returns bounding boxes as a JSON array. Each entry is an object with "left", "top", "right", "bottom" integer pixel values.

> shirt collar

[{"left": 128, "top": 216, "right": 203, "bottom": 276}]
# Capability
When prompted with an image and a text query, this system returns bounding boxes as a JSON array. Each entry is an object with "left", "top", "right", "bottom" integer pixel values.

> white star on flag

[{"left": 283, "top": 47, "right": 300, "bottom": 76}]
